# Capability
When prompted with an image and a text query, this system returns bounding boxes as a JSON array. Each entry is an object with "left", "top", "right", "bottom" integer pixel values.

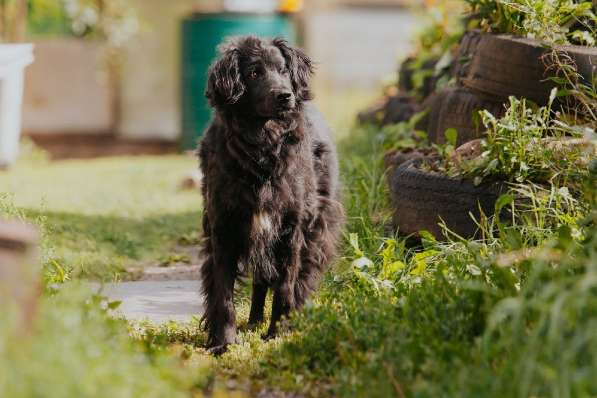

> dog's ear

[
  {"left": 273, "top": 38, "right": 314, "bottom": 102},
  {"left": 205, "top": 46, "right": 245, "bottom": 108}
]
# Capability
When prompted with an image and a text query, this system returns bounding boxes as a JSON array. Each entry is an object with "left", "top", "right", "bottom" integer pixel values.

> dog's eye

[
  {"left": 279, "top": 67, "right": 289, "bottom": 75},
  {"left": 249, "top": 70, "right": 261, "bottom": 80}
]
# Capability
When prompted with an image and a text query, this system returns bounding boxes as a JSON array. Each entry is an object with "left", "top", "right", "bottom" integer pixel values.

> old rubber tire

[
  {"left": 384, "top": 147, "right": 436, "bottom": 171},
  {"left": 451, "top": 30, "right": 482, "bottom": 81},
  {"left": 424, "top": 86, "right": 504, "bottom": 145},
  {"left": 389, "top": 158, "right": 504, "bottom": 239},
  {"left": 462, "top": 34, "right": 597, "bottom": 104},
  {"left": 383, "top": 94, "right": 420, "bottom": 125}
]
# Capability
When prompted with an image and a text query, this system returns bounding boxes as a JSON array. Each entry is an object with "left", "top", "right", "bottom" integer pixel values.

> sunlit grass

[{"left": 0, "top": 155, "right": 202, "bottom": 280}]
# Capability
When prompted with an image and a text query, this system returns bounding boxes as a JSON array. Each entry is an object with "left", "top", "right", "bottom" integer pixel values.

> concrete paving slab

[
  {"left": 100, "top": 280, "right": 203, "bottom": 324},
  {"left": 128, "top": 265, "right": 201, "bottom": 281}
]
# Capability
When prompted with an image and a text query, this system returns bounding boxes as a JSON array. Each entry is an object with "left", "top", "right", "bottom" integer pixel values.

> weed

[{"left": 444, "top": 91, "right": 596, "bottom": 192}]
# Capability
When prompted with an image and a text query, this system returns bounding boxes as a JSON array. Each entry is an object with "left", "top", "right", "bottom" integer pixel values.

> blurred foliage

[
  {"left": 400, "top": 1, "right": 466, "bottom": 99},
  {"left": 465, "top": 0, "right": 597, "bottom": 46},
  {"left": 27, "top": 0, "right": 70, "bottom": 36},
  {"left": 0, "top": 285, "right": 212, "bottom": 398},
  {"left": 24, "top": 0, "right": 138, "bottom": 46}
]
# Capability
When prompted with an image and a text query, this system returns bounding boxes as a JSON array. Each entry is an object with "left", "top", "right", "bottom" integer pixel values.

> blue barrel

[{"left": 181, "top": 13, "right": 297, "bottom": 150}]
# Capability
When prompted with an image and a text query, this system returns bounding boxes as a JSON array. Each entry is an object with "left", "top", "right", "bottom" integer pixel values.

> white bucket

[{"left": 0, "top": 44, "right": 34, "bottom": 168}]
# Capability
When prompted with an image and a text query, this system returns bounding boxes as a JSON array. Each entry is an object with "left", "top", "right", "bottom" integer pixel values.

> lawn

[{"left": 0, "top": 154, "right": 201, "bottom": 280}]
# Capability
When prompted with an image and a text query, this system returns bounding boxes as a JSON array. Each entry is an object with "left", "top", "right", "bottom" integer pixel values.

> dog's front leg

[
  {"left": 201, "top": 237, "right": 239, "bottom": 355},
  {"left": 265, "top": 224, "right": 301, "bottom": 339}
]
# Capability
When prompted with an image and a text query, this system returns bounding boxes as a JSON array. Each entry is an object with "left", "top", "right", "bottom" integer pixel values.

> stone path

[
  {"left": 100, "top": 280, "right": 203, "bottom": 324},
  {"left": 130, "top": 264, "right": 201, "bottom": 281},
  {"left": 93, "top": 244, "right": 205, "bottom": 324}
]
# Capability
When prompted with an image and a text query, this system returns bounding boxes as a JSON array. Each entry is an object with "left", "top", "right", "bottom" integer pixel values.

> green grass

[{"left": 0, "top": 155, "right": 201, "bottom": 280}]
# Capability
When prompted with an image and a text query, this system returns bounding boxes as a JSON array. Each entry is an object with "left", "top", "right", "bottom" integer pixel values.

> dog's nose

[{"left": 276, "top": 92, "right": 292, "bottom": 104}]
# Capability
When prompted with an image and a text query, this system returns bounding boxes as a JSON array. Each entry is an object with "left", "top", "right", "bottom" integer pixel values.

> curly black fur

[{"left": 198, "top": 36, "right": 344, "bottom": 354}]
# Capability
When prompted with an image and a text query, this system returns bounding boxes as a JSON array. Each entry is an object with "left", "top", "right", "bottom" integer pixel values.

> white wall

[
  {"left": 305, "top": 7, "right": 418, "bottom": 90},
  {"left": 22, "top": 38, "right": 113, "bottom": 134}
]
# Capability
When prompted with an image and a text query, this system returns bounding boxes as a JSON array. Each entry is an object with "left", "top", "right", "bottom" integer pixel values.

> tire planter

[
  {"left": 382, "top": 94, "right": 421, "bottom": 125},
  {"left": 423, "top": 86, "right": 504, "bottom": 145},
  {"left": 389, "top": 158, "right": 504, "bottom": 239},
  {"left": 461, "top": 34, "right": 597, "bottom": 105},
  {"left": 450, "top": 30, "right": 482, "bottom": 81},
  {"left": 384, "top": 147, "right": 436, "bottom": 171}
]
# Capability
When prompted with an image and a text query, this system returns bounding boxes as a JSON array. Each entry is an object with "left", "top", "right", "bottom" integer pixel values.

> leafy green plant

[
  {"left": 27, "top": 0, "right": 70, "bottom": 36},
  {"left": 465, "top": 0, "right": 596, "bottom": 46},
  {"left": 546, "top": 48, "right": 597, "bottom": 122},
  {"left": 446, "top": 91, "right": 596, "bottom": 192}
]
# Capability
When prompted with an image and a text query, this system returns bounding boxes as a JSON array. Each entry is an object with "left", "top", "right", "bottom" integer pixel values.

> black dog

[{"left": 198, "top": 36, "right": 343, "bottom": 354}]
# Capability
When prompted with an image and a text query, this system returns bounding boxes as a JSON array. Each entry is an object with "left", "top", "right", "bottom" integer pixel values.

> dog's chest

[
  {"left": 249, "top": 181, "right": 283, "bottom": 241},
  {"left": 243, "top": 181, "right": 289, "bottom": 279}
]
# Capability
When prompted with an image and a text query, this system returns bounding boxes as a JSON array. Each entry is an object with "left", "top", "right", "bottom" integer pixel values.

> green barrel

[{"left": 181, "top": 13, "right": 296, "bottom": 150}]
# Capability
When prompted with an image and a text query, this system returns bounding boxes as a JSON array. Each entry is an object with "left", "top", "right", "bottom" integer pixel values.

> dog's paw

[
  {"left": 246, "top": 320, "right": 264, "bottom": 331},
  {"left": 206, "top": 344, "right": 229, "bottom": 356},
  {"left": 261, "top": 330, "right": 277, "bottom": 341}
]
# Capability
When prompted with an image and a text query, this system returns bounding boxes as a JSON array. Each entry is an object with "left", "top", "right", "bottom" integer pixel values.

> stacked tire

[{"left": 388, "top": 32, "right": 597, "bottom": 239}]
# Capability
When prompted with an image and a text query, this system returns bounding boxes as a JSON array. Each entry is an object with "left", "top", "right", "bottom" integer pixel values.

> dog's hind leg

[
  {"left": 248, "top": 280, "right": 268, "bottom": 328},
  {"left": 265, "top": 278, "right": 296, "bottom": 340}
]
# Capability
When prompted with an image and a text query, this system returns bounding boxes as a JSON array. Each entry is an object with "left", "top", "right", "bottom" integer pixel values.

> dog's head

[{"left": 205, "top": 36, "right": 313, "bottom": 118}]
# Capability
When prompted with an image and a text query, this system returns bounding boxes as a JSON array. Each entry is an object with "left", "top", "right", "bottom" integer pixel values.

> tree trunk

[{"left": 14, "top": 0, "right": 27, "bottom": 42}]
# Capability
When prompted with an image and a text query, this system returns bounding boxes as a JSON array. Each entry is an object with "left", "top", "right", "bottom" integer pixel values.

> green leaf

[
  {"left": 411, "top": 250, "right": 439, "bottom": 276},
  {"left": 380, "top": 260, "right": 406, "bottom": 279},
  {"left": 107, "top": 300, "right": 122, "bottom": 310},
  {"left": 495, "top": 193, "right": 514, "bottom": 213},
  {"left": 445, "top": 128, "right": 458, "bottom": 147},
  {"left": 349, "top": 233, "right": 364, "bottom": 257}
]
